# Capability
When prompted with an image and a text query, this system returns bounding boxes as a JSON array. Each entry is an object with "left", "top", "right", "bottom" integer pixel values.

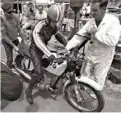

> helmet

[{"left": 47, "top": 5, "right": 61, "bottom": 22}]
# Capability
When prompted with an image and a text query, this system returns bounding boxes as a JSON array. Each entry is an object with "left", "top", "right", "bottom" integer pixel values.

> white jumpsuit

[{"left": 66, "top": 13, "right": 121, "bottom": 90}]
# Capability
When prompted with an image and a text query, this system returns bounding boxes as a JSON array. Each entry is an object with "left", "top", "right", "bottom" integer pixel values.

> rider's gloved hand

[
  {"left": 48, "top": 54, "right": 55, "bottom": 62},
  {"left": 56, "top": 57, "right": 64, "bottom": 65},
  {"left": 57, "top": 48, "right": 70, "bottom": 56}
]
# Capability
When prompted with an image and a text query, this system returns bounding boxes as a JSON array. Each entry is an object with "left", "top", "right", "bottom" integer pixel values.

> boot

[
  {"left": 25, "top": 75, "right": 38, "bottom": 104},
  {"left": 25, "top": 88, "right": 33, "bottom": 104}
]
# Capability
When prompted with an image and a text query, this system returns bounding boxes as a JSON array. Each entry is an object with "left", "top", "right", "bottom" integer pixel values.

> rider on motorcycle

[{"left": 25, "top": 5, "right": 67, "bottom": 104}]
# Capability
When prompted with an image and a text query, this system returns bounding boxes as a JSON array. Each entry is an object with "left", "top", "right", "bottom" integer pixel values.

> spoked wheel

[
  {"left": 15, "top": 55, "right": 34, "bottom": 71},
  {"left": 15, "top": 55, "right": 34, "bottom": 81},
  {"left": 64, "top": 82, "right": 104, "bottom": 112}
]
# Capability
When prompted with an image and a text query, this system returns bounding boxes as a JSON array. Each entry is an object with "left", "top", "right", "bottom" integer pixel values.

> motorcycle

[{"left": 13, "top": 38, "right": 104, "bottom": 112}]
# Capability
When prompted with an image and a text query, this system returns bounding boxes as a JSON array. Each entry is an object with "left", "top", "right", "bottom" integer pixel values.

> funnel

[
  {"left": 70, "top": 0, "right": 84, "bottom": 34},
  {"left": 70, "top": 0, "right": 84, "bottom": 14}
]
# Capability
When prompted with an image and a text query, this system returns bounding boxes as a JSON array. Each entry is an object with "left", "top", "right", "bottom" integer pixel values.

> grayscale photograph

[{"left": 0, "top": 0, "right": 121, "bottom": 112}]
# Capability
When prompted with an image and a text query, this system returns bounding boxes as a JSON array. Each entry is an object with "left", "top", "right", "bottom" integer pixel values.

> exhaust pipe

[{"left": 15, "top": 68, "right": 31, "bottom": 80}]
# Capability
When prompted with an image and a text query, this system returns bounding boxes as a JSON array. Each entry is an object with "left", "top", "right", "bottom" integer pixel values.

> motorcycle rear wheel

[
  {"left": 15, "top": 55, "right": 33, "bottom": 71},
  {"left": 64, "top": 82, "right": 104, "bottom": 112}
]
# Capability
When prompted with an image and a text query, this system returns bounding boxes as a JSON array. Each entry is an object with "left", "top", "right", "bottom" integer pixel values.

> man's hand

[
  {"left": 90, "top": 27, "right": 97, "bottom": 34},
  {"left": 13, "top": 45, "right": 19, "bottom": 52},
  {"left": 57, "top": 48, "right": 70, "bottom": 55},
  {"left": 71, "top": 47, "right": 78, "bottom": 57},
  {"left": 71, "top": 47, "right": 78, "bottom": 53},
  {"left": 48, "top": 55, "right": 55, "bottom": 62}
]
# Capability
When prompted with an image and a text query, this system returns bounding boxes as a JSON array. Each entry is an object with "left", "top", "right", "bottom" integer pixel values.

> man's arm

[
  {"left": 55, "top": 32, "right": 67, "bottom": 46},
  {"left": 66, "top": 19, "right": 92, "bottom": 50},
  {"left": 33, "top": 21, "right": 52, "bottom": 57},
  {"left": 95, "top": 20, "right": 120, "bottom": 46},
  {"left": 66, "top": 34, "right": 84, "bottom": 50}
]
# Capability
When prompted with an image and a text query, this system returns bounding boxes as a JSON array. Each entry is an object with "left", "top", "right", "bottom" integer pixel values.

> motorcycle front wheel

[{"left": 64, "top": 82, "right": 104, "bottom": 112}]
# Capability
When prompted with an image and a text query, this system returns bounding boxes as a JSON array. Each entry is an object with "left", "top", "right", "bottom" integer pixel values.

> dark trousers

[
  {"left": 2, "top": 39, "right": 19, "bottom": 69},
  {"left": 28, "top": 44, "right": 44, "bottom": 89}
]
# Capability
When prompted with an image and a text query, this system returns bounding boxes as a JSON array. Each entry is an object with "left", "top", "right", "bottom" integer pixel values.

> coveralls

[{"left": 66, "top": 13, "right": 120, "bottom": 90}]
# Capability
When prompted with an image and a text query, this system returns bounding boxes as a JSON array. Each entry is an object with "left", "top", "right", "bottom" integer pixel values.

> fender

[
  {"left": 63, "top": 76, "right": 102, "bottom": 95},
  {"left": 76, "top": 76, "right": 102, "bottom": 91}
]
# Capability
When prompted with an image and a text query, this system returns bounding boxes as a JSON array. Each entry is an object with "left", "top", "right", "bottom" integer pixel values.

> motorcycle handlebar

[{"left": 53, "top": 52, "right": 81, "bottom": 65}]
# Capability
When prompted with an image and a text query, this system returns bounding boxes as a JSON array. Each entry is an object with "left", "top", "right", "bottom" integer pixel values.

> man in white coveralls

[{"left": 62, "top": 0, "right": 121, "bottom": 90}]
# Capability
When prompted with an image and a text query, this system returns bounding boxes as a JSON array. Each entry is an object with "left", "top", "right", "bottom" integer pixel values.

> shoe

[{"left": 25, "top": 88, "right": 33, "bottom": 104}]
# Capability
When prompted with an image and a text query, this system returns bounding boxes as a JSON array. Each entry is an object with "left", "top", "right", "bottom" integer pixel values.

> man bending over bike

[
  {"left": 25, "top": 5, "right": 67, "bottom": 104},
  {"left": 60, "top": 0, "right": 121, "bottom": 91}
]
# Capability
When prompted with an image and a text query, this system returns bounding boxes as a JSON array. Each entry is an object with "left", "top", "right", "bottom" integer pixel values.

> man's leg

[
  {"left": 80, "top": 58, "right": 93, "bottom": 77},
  {"left": 93, "top": 61, "right": 112, "bottom": 90},
  {"left": 2, "top": 40, "right": 13, "bottom": 69},
  {"left": 25, "top": 45, "right": 43, "bottom": 104}
]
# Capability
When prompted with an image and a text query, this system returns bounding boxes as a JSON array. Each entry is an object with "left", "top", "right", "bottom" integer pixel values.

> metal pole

[
  {"left": 17, "top": 0, "right": 20, "bottom": 17},
  {"left": 74, "top": 12, "right": 77, "bottom": 32},
  {"left": 68, "top": 11, "right": 77, "bottom": 40},
  {"left": 16, "top": 0, "right": 21, "bottom": 32}
]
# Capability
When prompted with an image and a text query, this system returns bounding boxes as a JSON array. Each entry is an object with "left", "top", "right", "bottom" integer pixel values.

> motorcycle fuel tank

[{"left": 42, "top": 53, "right": 67, "bottom": 76}]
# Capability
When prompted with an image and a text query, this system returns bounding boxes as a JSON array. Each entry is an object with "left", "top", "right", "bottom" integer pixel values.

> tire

[
  {"left": 15, "top": 55, "right": 24, "bottom": 69},
  {"left": 15, "top": 55, "right": 34, "bottom": 81},
  {"left": 64, "top": 82, "right": 105, "bottom": 112},
  {"left": 1, "top": 72, "right": 23, "bottom": 101},
  {"left": 15, "top": 55, "right": 33, "bottom": 71}
]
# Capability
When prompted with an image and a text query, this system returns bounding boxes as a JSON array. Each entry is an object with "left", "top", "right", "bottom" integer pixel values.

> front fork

[{"left": 69, "top": 71, "right": 82, "bottom": 102}]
